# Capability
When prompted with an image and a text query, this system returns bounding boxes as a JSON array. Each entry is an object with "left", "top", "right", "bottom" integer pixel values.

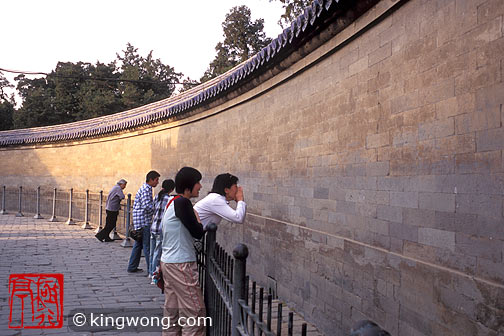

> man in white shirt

[{"left": 194, "top": 173, "right": 247, "bottom": 228}]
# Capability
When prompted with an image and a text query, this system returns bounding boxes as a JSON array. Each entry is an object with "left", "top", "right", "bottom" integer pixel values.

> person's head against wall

[
  {"left": 146, "top": 170, "right": 160, "bottom": 187},
  {"left": 157, "top": 179, "right": 175, "bottom": 198},
  {"left": 117, "top": 179, "right": 127, "bottom": 189},
  {"left": 210, "top": 173, "right": 239, "bottom": 201},
  {"left": 175, "top": 167, "right": 202, "bottom": 197},
  {"left": 162, "top": 179, "right": 175, "bottom": 193}
]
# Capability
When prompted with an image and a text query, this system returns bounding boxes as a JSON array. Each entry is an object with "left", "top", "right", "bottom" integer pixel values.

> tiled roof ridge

[{"left": 0, "top": 0, "right": 374, "bottom": 147}]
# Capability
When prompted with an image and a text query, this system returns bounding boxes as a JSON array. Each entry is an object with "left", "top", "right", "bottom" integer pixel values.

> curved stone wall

[{"left": 1, "top": 0, "right": 503, "bottom": 335}]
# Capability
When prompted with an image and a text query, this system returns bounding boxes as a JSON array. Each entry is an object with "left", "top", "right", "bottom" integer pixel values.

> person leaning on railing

[
  {"left": 95, "top": 179, "right": 127, "bottom": 242},
  {"left": 193, "top": 173, "right": 247, "bottom": 229}
]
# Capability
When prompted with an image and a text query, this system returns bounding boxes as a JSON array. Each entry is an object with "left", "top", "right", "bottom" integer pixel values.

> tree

[
  {"left": 270, "top": 0, "right": 313, "bottom": 28},
  {"left": 201, "top": 6, "right": 272, "bottom": 82},
  {"left": 15, "top": 74, "right": 60, "bottom": 128},
  {"left": 0, "top": 72, "right": 15, "bottom": 130},
  {"left": 77, "top": 61, "right": 123, "bottom": 119},
  {"left": 178, "top": 77, "right": 200, "bottom": 93},
  {"left": 201, "top": 42, "right": 235, "bottom": 82},
  {"left": 14, "top": 61, "right": 120, "bottom": 128},
  {"left": 12, "top": 43, "right": 183, "bottom": 129},
  {"left": 117, "top": 43, "right": 182, "bottom": 109}
]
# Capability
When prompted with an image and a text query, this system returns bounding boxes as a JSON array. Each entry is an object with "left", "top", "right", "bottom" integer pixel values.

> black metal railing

[
  {"left": 203, "top": 224, "right": 234, "bottom": 336},
  {"left": 197, "top": 224, "right": 310, "bottom": 336}
]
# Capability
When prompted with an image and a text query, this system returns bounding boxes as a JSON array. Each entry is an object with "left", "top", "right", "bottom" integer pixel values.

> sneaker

[
  {"left": 95, "top": 234, "right": 104, "bottom": 242},
  {"left": 150, "top": 277, "right": 156, "bottom": 285},
  {"left": 127, "top": 268, "right": 143, "bottom": 273}
]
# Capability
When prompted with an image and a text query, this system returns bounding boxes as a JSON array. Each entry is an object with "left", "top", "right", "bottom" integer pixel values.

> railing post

[
  {"left": 231, "top": 243, "right": 249, "bottom": 336},
  {"left": 48, "top": 188, "right": 58, "bottom": 222},
  {"left": 81, "top": 189, "right": 92, "bottom": 229},
  {"left": 66, "top": 188, "right": 75, "bottom": 225},
  {"left": 204, "top": 223, "right": 217, "bottom": 328},
  {"left": 120, "top": 193, "right": 133, "bottom": 247},
  {"left": 1, "top": 186, "right": 7, "bottom": 215},
  {"left": 16, "top": 186, "right": 23, "bottom": 217},
  {"left": 33, "top": 186, "right": 43, "bottom": 219},
  {"left": 94, "top": 190, "right": 103, "bottom": 233},
  {"left": 205, "top": 223, "right": 217, "bottom": 260}
]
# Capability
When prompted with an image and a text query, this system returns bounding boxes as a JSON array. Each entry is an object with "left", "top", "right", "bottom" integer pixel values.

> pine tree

[{"left": 201, "top": 6, "right": 272, "bottom": 82}]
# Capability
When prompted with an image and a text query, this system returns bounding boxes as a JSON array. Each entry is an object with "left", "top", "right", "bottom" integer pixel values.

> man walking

[
  {"left": 127, "top": 170, "right": 160, "bottom": 273},
  {"left": 95, "top": 179, "right": 127, "bottom": 242}
]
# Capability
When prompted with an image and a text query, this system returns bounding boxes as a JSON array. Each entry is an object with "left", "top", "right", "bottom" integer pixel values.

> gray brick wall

[{"left": 1, "top": 0, "right": 503, "bottom": 335}]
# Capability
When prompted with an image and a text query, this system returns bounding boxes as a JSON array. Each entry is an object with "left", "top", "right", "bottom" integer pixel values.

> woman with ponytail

[{"left": 149, "top": 179, "right": 175, "bottom": 282}]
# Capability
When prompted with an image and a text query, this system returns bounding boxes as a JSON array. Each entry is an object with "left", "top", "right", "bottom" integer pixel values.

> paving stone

[{"left": 0, "top": 214, "right": 166, "bottom": 335}]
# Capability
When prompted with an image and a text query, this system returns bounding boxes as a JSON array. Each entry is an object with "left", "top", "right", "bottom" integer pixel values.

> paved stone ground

[
  {"left": 0, "top": 213, "right": 323, "bottom": 336},
  {"left": 0, "top": 214, "right": 162, "bottom": 336}
]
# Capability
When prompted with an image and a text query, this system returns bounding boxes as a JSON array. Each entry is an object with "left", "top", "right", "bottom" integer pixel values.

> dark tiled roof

[{"left": 0, "top": 0, "right": 378, "bottom": 147}]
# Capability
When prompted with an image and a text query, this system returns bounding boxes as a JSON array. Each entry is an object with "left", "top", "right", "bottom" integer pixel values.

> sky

[{"left": 1, "top": 0, "right": 285, "bottom": 104}]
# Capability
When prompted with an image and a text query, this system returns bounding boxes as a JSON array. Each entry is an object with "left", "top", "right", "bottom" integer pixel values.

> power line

[{"left": 0, "top": 67, "right": 200, "bottom": 86}]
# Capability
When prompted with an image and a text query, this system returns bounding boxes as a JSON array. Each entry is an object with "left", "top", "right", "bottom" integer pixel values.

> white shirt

[{"left": 194, "top": 193, "right": 247, "bottom": 228}]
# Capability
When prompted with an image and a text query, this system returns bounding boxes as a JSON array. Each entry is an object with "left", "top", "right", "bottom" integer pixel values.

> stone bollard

[
  {"left": 81, "top": 189, "right": 92, "bottom": 229},
  {"left": 1, "top": 186, "right": 7, "bottom": 215},
  {"left": 33, "top": 186, "right": 43, "bottom": 219},
  {"left": 65, "top": 188, "right": 75, "bottom": 225},
  {"left": 16, "top": 186, "right": 23, "bottom": 217},
  {"left": 48, "top": 188, "right": 58, "bottom": 222}
]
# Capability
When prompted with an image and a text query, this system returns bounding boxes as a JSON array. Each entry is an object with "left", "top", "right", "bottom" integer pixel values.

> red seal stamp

[{"left": 8, "top": 273, "right": 64, "bottom": 329}]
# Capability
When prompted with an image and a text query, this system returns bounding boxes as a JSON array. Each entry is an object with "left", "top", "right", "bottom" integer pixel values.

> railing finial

[{"left": 233, "top": 243, "right": 249, "bottom": 260}]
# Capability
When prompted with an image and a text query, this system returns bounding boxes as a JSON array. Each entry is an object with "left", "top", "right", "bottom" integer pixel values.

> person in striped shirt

[{"left": 127, "top": 170, "right": 160, "bottom": 274}]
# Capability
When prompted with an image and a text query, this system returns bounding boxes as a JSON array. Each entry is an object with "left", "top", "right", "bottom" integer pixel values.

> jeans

[
  {"left": 149, "top": 232, "right": 162, "bottom": 276},
  {"left": 127, "top": 226, "right": 151, "bottom": 273}
]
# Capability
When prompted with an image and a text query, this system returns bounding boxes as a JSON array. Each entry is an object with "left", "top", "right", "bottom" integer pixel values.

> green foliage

[
  {"left": 0, "top": 102, "right": 14, "bottom": 131},
  {"left": 77, "top": 62, "right": 123, "bottom": 119},
  {"left": 270, "top": 0, "right": 313, "bottom": 28},
  {"left": 117, "top": 43, "right": 182, "bottom": 110},
  {"left": 178, "top": 77, "right": 200, "bottom": 93},
  {"left": 14, "top": 62, "right": 120, "bottom": 128},
  {"left": 12, "top": 43, "right": 183, "bottom": 129},
  {"left": 0, "top": 72, "right": 15, "bottom": 130},
  {"left": 201, "top": 6, "right": 272, "bottom": 82},
  {"left": 15, "top": 75, "right": 59, "bottom": 128}
]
